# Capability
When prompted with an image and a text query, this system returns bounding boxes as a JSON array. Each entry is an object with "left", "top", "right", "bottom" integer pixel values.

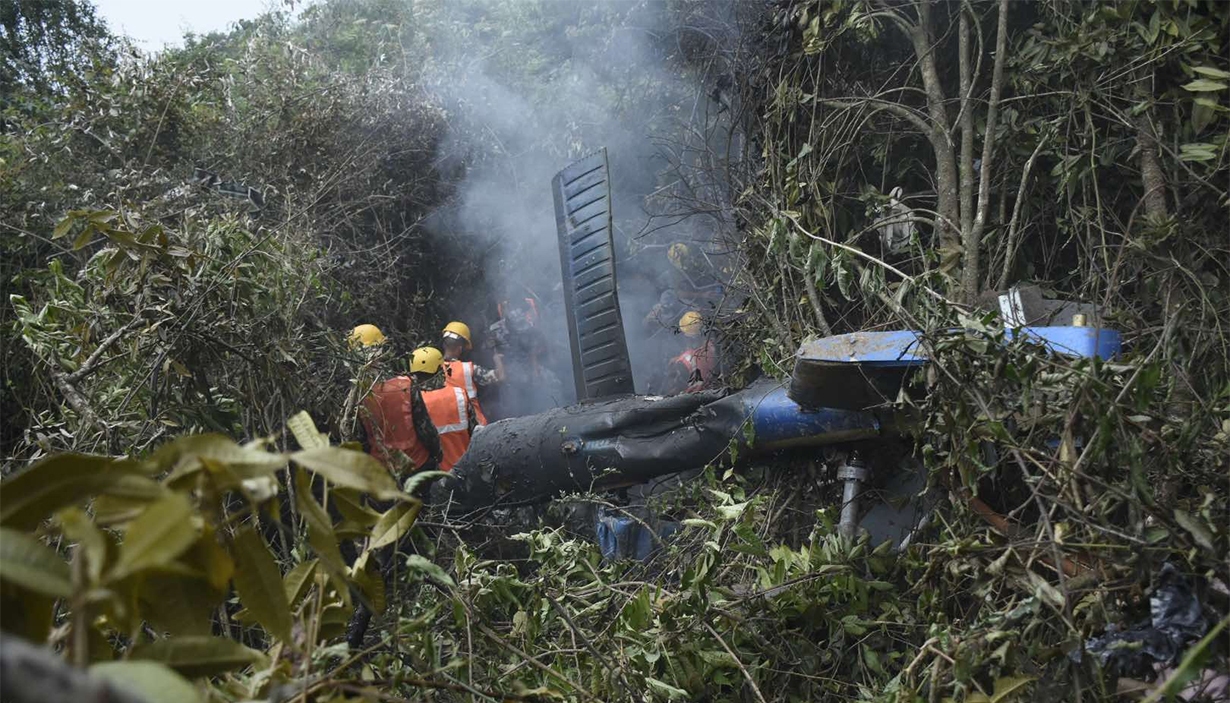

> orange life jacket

[
  {"left": 670, "top": 342, "right": 717, "bottom": 393},
  {"left": 442, "top": 360, "right": 489, "bottom": 425},
  {"left": 360, "top": 376, "right": 429, "bottom": 471},
  {"left": 422, "top": 386, "right": 472, "bottom": 472}
]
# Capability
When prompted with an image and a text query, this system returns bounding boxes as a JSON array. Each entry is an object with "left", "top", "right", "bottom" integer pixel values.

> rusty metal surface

[
  {"left": 790, "top": 331, "right": 926, "bottom": 410},
  {"left": 795, "top": 330, "right": 927, "bottom": 365}
]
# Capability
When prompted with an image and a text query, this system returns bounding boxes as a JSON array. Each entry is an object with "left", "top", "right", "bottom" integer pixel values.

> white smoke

[{"left": 420, "top": 0, "right": 743, "bottom": 413}]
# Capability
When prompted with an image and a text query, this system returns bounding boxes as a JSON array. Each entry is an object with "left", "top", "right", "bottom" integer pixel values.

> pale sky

[{"left": 91, "top": 0, "right": 287, "bottom": 49}]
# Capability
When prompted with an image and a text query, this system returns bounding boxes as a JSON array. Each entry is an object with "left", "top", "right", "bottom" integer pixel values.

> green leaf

[
  {"left": 188, "top": 527, "right": 234, "bottom": 591},
  {"left": 1026, "top": 571, "right": 1066, "bottom": 609},
  {"left": 697, "top": 649, "right": 738, "bottom": 668},
  {"left": 404, "top": 554, "right": 454, "bottom": 589},
  {"left": 862, "top": 645, "right": 884, "bottom": 675},
  {"left": 229, "top": 526, "right": 292, "bottom": 642},
  {"left": 1193, "top": 66, "right": 1230, "bottom": 79},
  {"left": 52, "top": 215, "right": 75, "bottom": 240},
  {"left": 0, "top": 454, "right": 149, "bottom": 530},
  {"left": 293, "top": 470, "right": 349, "bottom": 597},
  {"left": 715, "top": 501, "right": 749, "bottom": 521},
  {"left": 984, "top": 676, "right": 1035, "bottom": 702},
  {"left": 732, "top": 522, "right": 768, "bottom": 557},
  {"left": 57, "top": 507, "right": 110, "bottom": 585},
  {"left": 1179, "top": 143, "right": 1218, "bottom": 162},
  {"left": 91, "top": 477, "right": 170, "bottom": 527},
  {"left": 1181, "top": 79, "right": 1228, "bottom": 92},
  {"left": 367, "top": 500, "right": 422, "bottom": 551},
  {"left": 1173, "top": 509, "right": 1216, "bottom": 551},
  {"left": 645, "top": 677, "right": 689, "bottom": 700},
  {"left": 352, "top": 551, "right": 386, "bottom": 616},
  {"left": 317, "top": 601, "right": 356, "bottom": 642},
  {"left": 72, "top": 225, "right": 96, "bottom": 251},
  {"left": 131, "top": 636, "right": 268, "bottom": 678},
  {"left": 0, "top": 584, "right": 56, "bottom": 642},
  {"left": 287, "top": 411, "right": 329, "bottom": 450},
  {"left": 0, "top": 527, "right": 72, "bottom": 598},
  {"left": 332, "top": 487, "right": 381, "bottom": 527},
  {"left": 154, "top": 434, "right": 286, "bottom": 483},
  {"left": 841, "top": 614, "right": 867, "bottom": 636},
  {"left": 138, "top": 573, "right": 223, "bottom": 637},
  {"left": 1194, "top": 96, "right": 1225, "bottom": 111},
  {"left": 90, "top": 660, "right": 202, "bottom": 703},
  {"left": 402, "top": 470, "right": 448, "bottom": 496},
  {"left": 291, "top": 446, "right": 401, "bottom": 499},
  {"left": 110, "top": 493, "right": 198, "bottom": 580},
  {"left": 283, "top": 559, "right": 319, "bottom": 608}
]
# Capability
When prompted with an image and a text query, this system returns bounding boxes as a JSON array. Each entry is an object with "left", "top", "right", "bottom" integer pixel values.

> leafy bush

[{"left": 0, "top": 414, "right": 421, "bottom": 701}]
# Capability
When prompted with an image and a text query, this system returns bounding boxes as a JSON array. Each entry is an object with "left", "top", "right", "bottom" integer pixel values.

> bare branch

[
  {"left": 964, "top": 0, "right": 1010, "bottom": 302},
  {"left": 65, "top": 316, "right": 148, "bottom": 385},
  {"left": 817, "top": 97, "right": 935, "bottom": 136},
  {"left": 998, "top": 131, "right": 1050, "bottom": 289}
]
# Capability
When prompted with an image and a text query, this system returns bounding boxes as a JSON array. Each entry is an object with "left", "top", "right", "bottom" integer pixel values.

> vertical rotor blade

[{"left": 552, "top": 148, "right": 635, "bottom": 400}]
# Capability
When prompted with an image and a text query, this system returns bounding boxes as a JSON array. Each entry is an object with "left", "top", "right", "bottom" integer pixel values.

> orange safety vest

[
  {"left": 360, "top": 376, "right": 429, "bottom": 471},
  {"left": 422, "top": 386, "right": 472, "bottom": 472},
  {"left": 670, "top": 342, "right": 717, "bottom": 393},
  {"left": 442, "top": 360, "right": 489, "bottom": 425}
]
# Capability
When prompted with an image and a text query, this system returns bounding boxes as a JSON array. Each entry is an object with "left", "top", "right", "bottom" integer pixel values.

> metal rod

[{"left": 837, "top": 453, "right": 868, "bottom": 539}]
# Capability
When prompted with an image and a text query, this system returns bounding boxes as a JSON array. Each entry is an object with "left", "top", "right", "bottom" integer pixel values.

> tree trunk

[
  {"left": 963, "top": 0, "right": 1010, "bottom": 303},
  {"left": 958, "top": 10, "right": 976, "bottom": 244},
  {"left": 1135, "top": 112, "right": 1168, "bottom": 221},
  {"left": 911, "top": 1, "right": 961, "bottom": 277}
]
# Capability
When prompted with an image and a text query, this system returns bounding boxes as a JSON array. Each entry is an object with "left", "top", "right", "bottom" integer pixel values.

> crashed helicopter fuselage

[{"left": 433, "top": 149, "right": 1122, "bottom": 550}]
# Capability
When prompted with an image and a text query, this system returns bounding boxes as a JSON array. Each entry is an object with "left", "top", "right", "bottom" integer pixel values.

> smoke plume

[{"left": 421, "top": 0, "right": 742, "bottom": 415}]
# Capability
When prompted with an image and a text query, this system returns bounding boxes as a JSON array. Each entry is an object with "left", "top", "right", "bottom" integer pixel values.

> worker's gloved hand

[{"left": 488, "top": 320, "right": 510, "bottom": 349}]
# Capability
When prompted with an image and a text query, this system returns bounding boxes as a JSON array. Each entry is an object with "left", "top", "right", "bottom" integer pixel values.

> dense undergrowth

[{"left": 2, "top": 0, "right": 1228, "bottom": 702}]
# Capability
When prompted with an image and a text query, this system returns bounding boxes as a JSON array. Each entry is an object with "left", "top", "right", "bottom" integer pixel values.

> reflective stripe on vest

[
  {"left": 443, "top": 360, "right": 488, "bottom": 425},
  {"left": 671, "top": 343, "right": 715, "bottom": 393},
  {"left": 423, "top": 386, "right": 471, "bottom": 471},
  {"left": 444, "top": 360, "right": 478, "bottom": 398},
  {"left": 426, "top": 386, "right": 469, "bottom": 434},
  {"left": 675, "top": 351, "right": 698, "bottom": 373}
]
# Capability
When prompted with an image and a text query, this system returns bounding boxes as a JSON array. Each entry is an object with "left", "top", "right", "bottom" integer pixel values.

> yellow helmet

[
  {"left": 410, "top": 346, "right": 444, "bottom": 375},
  {"left": 349, "top": 324, "right": 386, "bottom": 348},
  {"left": 679, "top": 311, "right": 703, "bottom": 338},
  {"left": 441, "top": 321, "right": 472, "bottom": 350},
  {"left": 668, "top": 243, "right": 691, "bottom": 272}
]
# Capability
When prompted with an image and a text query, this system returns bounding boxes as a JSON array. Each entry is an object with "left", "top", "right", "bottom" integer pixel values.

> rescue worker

[
  {"left": 348, "top": 326, "right": 444, "bottom": 650},
  {"left": 341, "top": 323, "right": 388, "bottom": 440},
  {"left": 488, "top": 296, "right": 564, "bottom": 416},
  {"left": 354, "top": 328, "right": 443, "bottom": 475},
  {"left": 411, "top": 345, "right": 480, "bottom": 472},
  {"left": 440, "top": 321, "right": 503, "bottom": 425},
  {"left": 643, "top": 243, "right": 723, "bottom": 332},
  {"left": 664, "top": 311, "right": 718, "bottom": 394},
  {"left": 348, "top": 323, "right": 387, "bottom": 348}
]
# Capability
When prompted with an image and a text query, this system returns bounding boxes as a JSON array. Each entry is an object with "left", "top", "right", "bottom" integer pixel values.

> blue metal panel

[
  {"left": 596, "top": 512, "right": 679, "bottom": 561},
  {"left": 1010, "top": 326, "right": 1122, "bottom": 360},
  {"left": 798, "top": 326, "right": 1121, "bottom": 364},
  {"left": 742, "top": 385, "right": 880, "bottom": 450}
]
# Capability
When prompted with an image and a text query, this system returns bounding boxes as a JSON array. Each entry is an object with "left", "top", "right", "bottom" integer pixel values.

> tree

[{"left": 0, "top": 0, "right": 113, "bottom": 111}]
